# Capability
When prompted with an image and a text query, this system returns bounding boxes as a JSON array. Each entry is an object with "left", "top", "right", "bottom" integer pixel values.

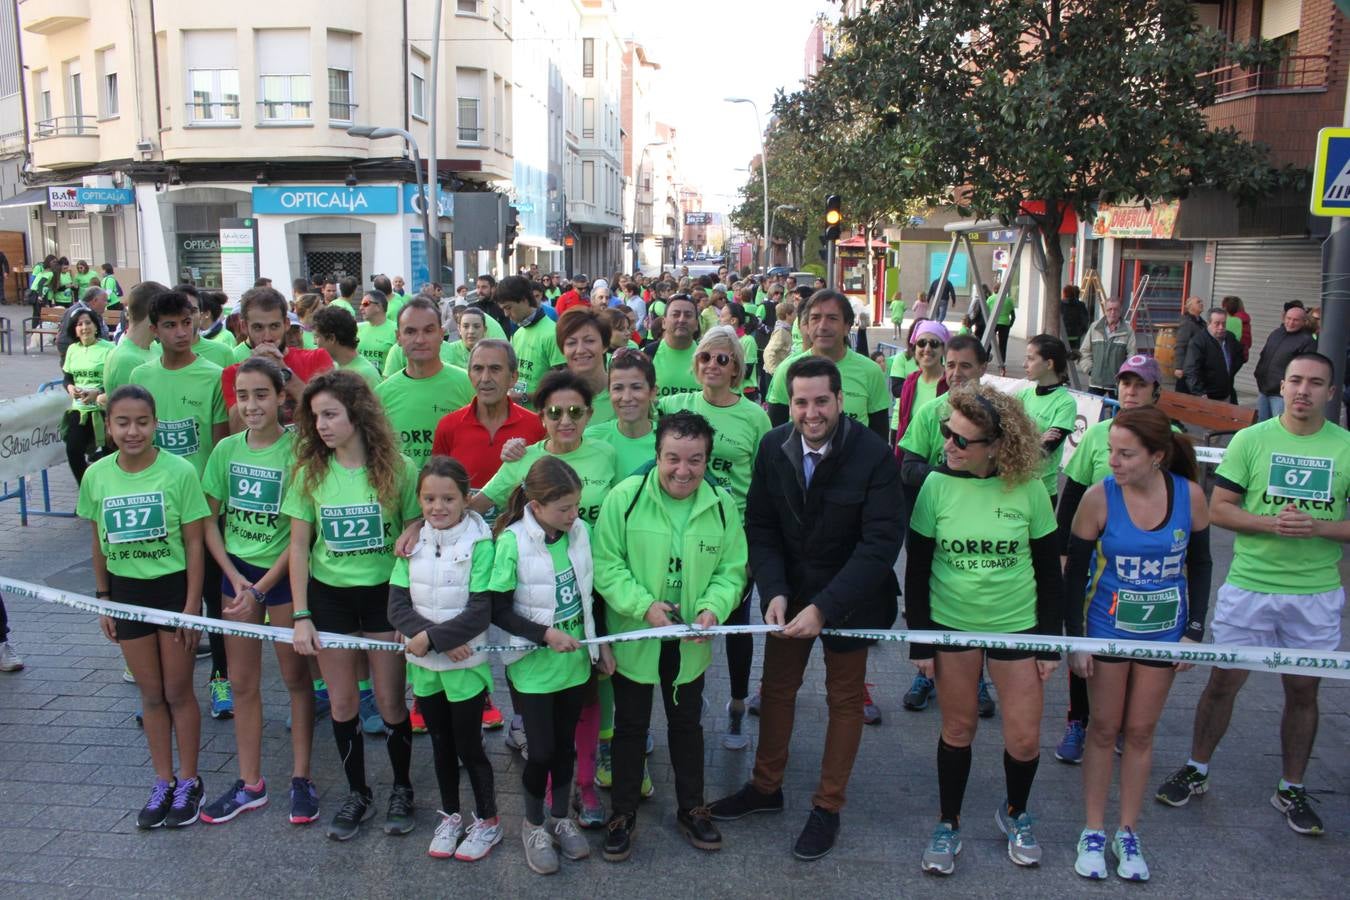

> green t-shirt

[
  {"left": 899, "top": 393, "right": 951, "bottom": 467},
  {"left": 509, "top": 313, "right": 565, "bottom": 403},
  {"left": 445, "top": 340, "right": 471, "bottom": 371},
  {"left": 356, "top": 320, "right": 398, "bottom": 369},
  {"left": 63, "top": 340, "right": 114, "bottom": 411},
  {"left": 1064, "top": 416, "right": 1183, "bottom": 486},
  {"left": 103, "top": 339, "right": 161, "bottom": 397},
  {"left": 584, "top": 420, "right": 655, "bottom": 480},
  {"left": 208, "top": 327, "right": 237, "bottom": 349},
  {"left": 988, "top": 292, "right": 1014, "bottom": 326},
  {"left": 330, "top": 298, "right": 356, "bottom": 317},
  {"left": 1225, "top": 316, "right": 1243, "bottom": 342},
  {"left": 387, "top": 292, "right": 411, "bottom": 323},
  {"left": 589, "top": 389, "right": 615, "bottom": 427},
  {"left": 1018, "top": 385, "right": 1078, "bottom": 498},
  {"left": 889, "top": 352, "right": 919, "bottom": 429},
  {"left": 490, "top": 530, "right": 590, "bottom": 694},
  {"left": 481, "top": 439, "right": 619, "bottom": 528},
  {"left": 382, "top": 340, "right": 462, "bottom": 379},
  {"left": 768, "top": 349, "right": 891, "bottom": 423},
  {"left": 192, "top": 335, "right": 239, "bottom": 370},
  {"left": 341, "top": 353, "right": 384, "bottom": 388},
  {"left": 74, "top": 271, "right": 97, "bottom": 293},
  {"left": 739, "top": 334, "right": 759, "bottom": 394},
  {"left": 101, "top": 274, "right": 122, "bottom": 303},
  {"left": 658, "top": 392, "right": 770, "bottom": 514},
  {"left": 1214, "top": 417, "right": 1350, "bottom": 595},
  {"left": 374, "top": 365, "right": 475, "bottom": 469},
  {"left": 76, "top": 450, "right": 212, "bottom": 579},
  {"left": 890, "top": 299, "right": 906, "bottom": 324},
  {"left": 910, "top": 471, "right": 1056, "bottom": 632},
  {"left": 202, "top": 430, "right": 295, "bottom": 567},
  {"left": 280, "top": 454, "right": 420, "bottom": 587},
  {"left": 394, "top": 538, "right": 495, "bottom": 702},
  {"left": 651, "top": 342, "right": 700, "bottom": 399},
  {"left": 129, "top": 356, "right": 228, "bottom": 477}
]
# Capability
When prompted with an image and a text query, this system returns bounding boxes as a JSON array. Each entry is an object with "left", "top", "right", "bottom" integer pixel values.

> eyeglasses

[
  {"left": 940, "top": 422, "right": 994, "bottom": 450},
  {"left": 545, "top": 404, "right": 588, "bottom": 422},
  {"left": 914, "top": 339, "right": 944, "bottom": 350},
  {"left": 697, "top": 351, "right": 732, "bottom": 367}
]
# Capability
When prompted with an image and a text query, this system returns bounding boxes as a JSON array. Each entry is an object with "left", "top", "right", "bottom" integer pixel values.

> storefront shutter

[{"left": 1211, "top": 239, "right": 1322, "bottom": 401}]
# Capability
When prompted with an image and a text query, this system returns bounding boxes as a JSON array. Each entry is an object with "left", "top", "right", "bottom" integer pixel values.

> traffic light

[
  {"left": 504, "top": 206, "right": 520, "bottom": 246},
  {"left": 824, "top": 194, "right": 842, "bottom": 240}
]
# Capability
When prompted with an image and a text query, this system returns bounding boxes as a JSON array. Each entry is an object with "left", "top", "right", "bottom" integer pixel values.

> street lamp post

[
  {"left": 768, "top": 203, "right": 799, "bottom": 270},
  {"left": 725, "top": 97, "right": 768, "bottom": 274},
  {"left": 347, "top": 125, "right": 438, "bottom": 289},
  {"left": 628, "top": 141, "right": 668, "bottom": 275}
]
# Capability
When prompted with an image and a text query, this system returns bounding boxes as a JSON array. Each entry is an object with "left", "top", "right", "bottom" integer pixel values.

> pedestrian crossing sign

[{"left": 1312, "top": 127, "right": 1350, "bottom": 216}]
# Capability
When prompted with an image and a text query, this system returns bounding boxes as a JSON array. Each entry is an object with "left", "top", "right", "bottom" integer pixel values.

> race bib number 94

[
  {"left": 1267, "top": 454, "right": 1333, "bottom": 502},
  {"left": 319, "top": 504, "right": 385, "bottom": 553},
  {"left": 102, "top": 492, "right": 168, "bottom": 544},
  {"left": 155, "top": 417, "right": 200, "bottom": 457},
  {"left": 228, "top": 463, "right": 283, "bottom": 514}
]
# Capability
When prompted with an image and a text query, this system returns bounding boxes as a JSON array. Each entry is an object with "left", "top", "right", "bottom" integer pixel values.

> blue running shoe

[
  {"left": 209, "top": 678, "right": 234, "bottom": 720},
  {"left": 1055, "top": 720, "right": 1086, "bottom": 764},
  {"left": 200, "top": 778, "right": 268, "bottom": 824},
  {"left": 289, "top": 776, "right": 320, "bottom": 824},
  {"left": 903, "top": 674, "right": 936, "bottom": 711},
  {"left": 359, "top": 689, "right": 385, "bottom": 735},
  {"left": 977, "top": 678, "right": 996, "bottom": 718}
]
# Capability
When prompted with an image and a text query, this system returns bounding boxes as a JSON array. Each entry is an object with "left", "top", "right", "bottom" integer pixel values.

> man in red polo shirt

[
  {"left": 222, "top": 286, "right": 333, "bottom": 431},
  {"left": 554, "top": 273, "right": 590, "bottom": 317}
]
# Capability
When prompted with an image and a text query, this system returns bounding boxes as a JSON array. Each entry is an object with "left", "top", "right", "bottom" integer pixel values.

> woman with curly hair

[
  {"left": 282, "top": 370, "right": 421, "bottom": 842},
  {"left": 905, "top": 383, "right": 1065, "bottom": 877}
]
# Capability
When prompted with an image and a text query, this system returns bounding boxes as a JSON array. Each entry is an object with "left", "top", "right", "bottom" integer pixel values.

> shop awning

[
  {"left": 0, "top": 187, "right": 49, "bottom": 208},
  {"left": 516, "top": 234, "right": 566, "bottom": 252}
]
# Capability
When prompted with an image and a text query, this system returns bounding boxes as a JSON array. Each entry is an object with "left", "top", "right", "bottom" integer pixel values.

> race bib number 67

[
  {"left": 1267, "top": 454, "right": 1333, "bottom": 502},
  {"left": 319, "top": 503, "right": 385, "bottom": 552}
]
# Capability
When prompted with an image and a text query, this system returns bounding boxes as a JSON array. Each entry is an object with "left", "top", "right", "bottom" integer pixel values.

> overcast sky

[{"left": 617, "top": 0, "right": 838, "bottom": 217}]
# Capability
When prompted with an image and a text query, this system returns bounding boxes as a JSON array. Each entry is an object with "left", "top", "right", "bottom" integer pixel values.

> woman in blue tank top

[{"left": 1063, "top": 407, "right": 1213, "bottom": 882}]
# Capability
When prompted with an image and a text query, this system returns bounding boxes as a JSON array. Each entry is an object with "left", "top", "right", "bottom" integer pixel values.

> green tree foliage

[{"left": 776, "top": 0, "right": 1304, "bottom": 331}]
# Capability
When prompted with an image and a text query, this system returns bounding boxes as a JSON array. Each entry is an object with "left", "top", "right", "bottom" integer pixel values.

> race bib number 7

[
  {"left": 1267, "top": 454, "right": 1333, "bottom": 502},
  {"left": 155, "top": 417, "right": 201, "bottom": 457},
  {"left": 102, "top": 492, "right": 168, "bottom": 544},
  {"left": 319, "top": 503, "right": 385, "bottom": 553},
  {"left": 228, "top": 463, "right": 283, "bottom": 514},
  {"left": 1114, "top": 588, "right": 1181, "bottom": 635}
]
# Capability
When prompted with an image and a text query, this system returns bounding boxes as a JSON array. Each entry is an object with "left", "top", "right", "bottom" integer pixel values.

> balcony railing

[
  {"left": 34, "top": 115, "right": 97, "bottom": 138},
  {"left": 1201, "top": 54, "right": 1329, "bottom": 101}
]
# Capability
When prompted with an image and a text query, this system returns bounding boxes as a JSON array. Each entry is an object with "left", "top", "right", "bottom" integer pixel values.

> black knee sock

[
  {"left": 725, "top": 633, "right": 753, "bottom": 701},
  {"left": 1004, "top": 750, "right": 1040, "bottom": 817},
  {"left": 332, "top": 716, "right": 367, "bottom": 794},
  {"left": 384, "top": 717, "right": 413, "bottom": 789},
  {"left": 937, "top": 739, "right": 972, "bottom": 826}
]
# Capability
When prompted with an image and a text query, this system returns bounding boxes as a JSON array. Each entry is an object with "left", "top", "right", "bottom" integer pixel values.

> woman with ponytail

[{"left": 1018, "top": 334, "right": 1077, "bottom": 503}]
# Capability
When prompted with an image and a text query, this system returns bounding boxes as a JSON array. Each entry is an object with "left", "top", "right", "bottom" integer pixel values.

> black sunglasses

[
  {"left": 914, "top": 339, "right": 944, "bottom": 350},
  {"left": 697, "top": 351, "right": 732, "bottom": 367},
  {"left": 940, "top": 421, "right": 994, "bottom": 450},
  {"left": 544, "top": 404, "right": 588, "bottom": 422}
]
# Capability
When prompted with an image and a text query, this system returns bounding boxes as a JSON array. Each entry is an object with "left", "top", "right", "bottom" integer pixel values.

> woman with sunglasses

[
  {"left": 895, "top": 320, "right": 951, "bottom": 445},
  {"left": 1018, "top": 334, "right": 1077, "bottom": 504},
  {"left": 557, "top": 308, "right": 616, "bottom": 426},
  {"left": 906, "top": 383, "right": 1064, "bottom": 876},
  {"left": 659, "top": 327, "right": 771, "bottom": 750}
]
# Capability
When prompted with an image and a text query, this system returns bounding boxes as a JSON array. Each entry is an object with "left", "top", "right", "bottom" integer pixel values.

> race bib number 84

[
  {"left": 1267, "top": 454, "right": 1333, "bottom": 502},
  {"left": 102, "top": 492, "right": 168, "bottom": 544},
  {"left": 319, "top": 503, "right": 385, "bottom": 552}
]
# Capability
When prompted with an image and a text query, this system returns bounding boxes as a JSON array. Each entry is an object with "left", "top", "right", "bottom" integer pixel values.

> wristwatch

[{"left": 248, "top": 586, "right": 266, "bottom": 605}]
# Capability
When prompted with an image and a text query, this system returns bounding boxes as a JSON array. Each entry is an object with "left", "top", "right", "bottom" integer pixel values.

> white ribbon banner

[
  {"left": 4, "top": 576, "right": 1348, "bottom": 679},
  {"left": 0, "top": 390, "right": 68, "bottom": 483}
]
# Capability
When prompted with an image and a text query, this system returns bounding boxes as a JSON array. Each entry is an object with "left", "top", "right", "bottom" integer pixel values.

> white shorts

[{"left": 1208, "top": 583, "right": 1344, "bottom": 653}]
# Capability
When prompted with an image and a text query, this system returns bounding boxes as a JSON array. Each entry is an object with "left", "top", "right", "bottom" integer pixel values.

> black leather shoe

[
  {"left": 709, "top": 783, "right": 785, "bottom": 821},
  {"left": 603, "top": 812, "right": 636, "bottom": 862},
  {"left": 677, "top": 806, "right": 722, "bottom": 851},
  {"left": 792, "top": 806, "right": 840, "bottom": 860}
]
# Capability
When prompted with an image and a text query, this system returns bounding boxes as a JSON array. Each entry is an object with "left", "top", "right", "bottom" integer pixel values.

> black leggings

[
  {"left": 516, "top": 681, "right": 588, "bottom": 821},
  {"left": 724, "top": 583, "right": 754, "bottom": 701},
  {"left": 63, "top": 410, "right": 99, "bottom": 484},
  {"left": 1068, "top": 671, "right": 1090, "bottom": 725},
  {"left": 419, "top": 689, "right": 496, "bottom": 818},
  {"left": 0, "top": 592, "right": 9, "bottom": 641},
  {"left": 993, "top": 324, "right": 1011, "bottom": 364},
  {"left": 202, "top": 552, "right": 227, "bottom": 680}
]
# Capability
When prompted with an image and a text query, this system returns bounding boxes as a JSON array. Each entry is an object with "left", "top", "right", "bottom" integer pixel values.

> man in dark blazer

[
  {"left": 709, "top": 355, "right": 903, "bottom": 861},
  {"left": 1184, "top": 307, "right": 1243, "bottom": 401}
]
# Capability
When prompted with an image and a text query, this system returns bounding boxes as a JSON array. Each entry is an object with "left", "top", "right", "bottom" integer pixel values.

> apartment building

[
  {"left": 510, "top": 0, "right": 570, "bottom": 274},
  {"left": 16, "top": 0, "right": 513, "bottom": 294},
  {"left": 621, "top": 41, "right": 681, "bottom": 274},
  {"left": 569, "top": 0, "right": 623, "bottom": 279}
]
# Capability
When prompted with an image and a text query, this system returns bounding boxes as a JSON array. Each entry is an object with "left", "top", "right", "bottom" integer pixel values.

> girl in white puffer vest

[
  {"left": 488, "top": 455, "right": 602, "bottom": 875},
  {"left": 386, "top": 457, "right": 501, "bottom": 862}
]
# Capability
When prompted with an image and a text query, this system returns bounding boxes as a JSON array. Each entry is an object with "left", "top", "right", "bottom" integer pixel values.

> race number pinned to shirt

[
  {"left": 1113, "top": 587, "right": 1181, "bottom": 635},
  {"left": 1267, "top": 454, "right": 1334, "bottom": 503},
  {"left": 228, "top": 463, "right": 284, "bottom": 514},
  {"left": 102, "top": 493, "right": 168, "bottom": 544},
  {"left": 155, "top": 417, "right": 201, "bottom": 457},
  {"left": 319, "top": 503, "right": 385, "bottom": 552},
  {"left": 555, "top": 566, "right": 581, "bottom": 623}
]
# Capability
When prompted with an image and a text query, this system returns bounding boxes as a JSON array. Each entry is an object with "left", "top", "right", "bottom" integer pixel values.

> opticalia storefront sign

[{"left": 251, "top": 185, "right": 400, "bottom": 215}]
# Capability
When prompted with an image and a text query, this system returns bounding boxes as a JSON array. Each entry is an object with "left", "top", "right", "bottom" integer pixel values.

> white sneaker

[
  {"left": 522, "top": 819, "right": 559, "bottom": 874},
  {"left": 1112, "top": 827, "right": 1150, "bottom": 881},
  {"left": 454, "top": 814, "right": 503, "bottom": 861},
  {"left": 122, "top": 666, "right": 135, "bottom": 683},
  {"left": 0, "top": 642, "right": 23, "bottom": 672},
  {"left": 428, "top": 811, "right": 464, "bottom": 858},
  {"left": 1074, "top": 828, "right": 1108, "bottom": 879},
  {"left": 546, "top": 814, "right": 590, "bottom": 860},
  {"left": 504, "top": 718, "right": 528, "bottom": 760}
]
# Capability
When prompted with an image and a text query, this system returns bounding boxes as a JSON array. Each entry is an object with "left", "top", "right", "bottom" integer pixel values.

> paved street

[{"left": 1, "top": 341, "right": 1348, "bottom": 898}]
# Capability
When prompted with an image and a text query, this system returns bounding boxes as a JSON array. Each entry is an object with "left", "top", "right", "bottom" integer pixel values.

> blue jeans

[{"left": 1257, "top": 394, "right": 1284, "bottom": 422}]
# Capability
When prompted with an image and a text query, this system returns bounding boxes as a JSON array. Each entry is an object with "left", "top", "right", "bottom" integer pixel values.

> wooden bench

[
  {"left": 22, "top": 307, "right": 67, "bottom": 355},
  {"left": 1157, "top": 389, "right": 1256, "bottom": 449},
  {"left": 103, "top": 307, "right": 121, "bottom": 331}
]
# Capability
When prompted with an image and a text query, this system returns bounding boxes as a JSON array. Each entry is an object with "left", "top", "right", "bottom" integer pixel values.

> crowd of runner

[{"left": 2, "top": 271, "right": 1346, "bottom": 884}]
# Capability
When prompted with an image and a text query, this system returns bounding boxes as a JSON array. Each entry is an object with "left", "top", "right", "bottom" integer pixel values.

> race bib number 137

[
  {"left": 102, "top": 492, "right": 168, "bottom": 544},
  {"left": 1267, "top": 454, "right": 1333, "bottom": 502}
]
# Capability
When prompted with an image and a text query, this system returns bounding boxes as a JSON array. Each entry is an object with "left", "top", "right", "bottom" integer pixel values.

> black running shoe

[
  {"left": 136, "top": 778, "right": 176, "bottom": 829},
  {"left": 163, "top": 776, "right": 204, "bottom": 828},
  {"left": 327, "top": 789, "right": 375, "bottom": 841}
]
